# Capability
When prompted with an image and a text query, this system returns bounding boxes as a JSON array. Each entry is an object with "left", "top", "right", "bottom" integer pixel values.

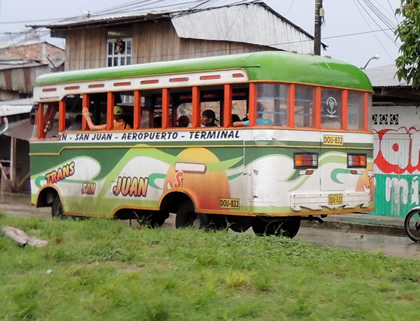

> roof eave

[{"left": 33, "top": 13, "right": 172, "bottom": 32}]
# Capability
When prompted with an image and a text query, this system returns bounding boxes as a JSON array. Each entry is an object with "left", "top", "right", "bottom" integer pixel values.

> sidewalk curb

[{"left": 302, "top": 220, "right": 406, "bottom": 237}]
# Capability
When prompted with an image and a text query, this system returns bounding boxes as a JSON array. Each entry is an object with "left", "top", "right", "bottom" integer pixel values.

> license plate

[
  {"left": 220, "top": 198, "right": 240, "bottom": 209},
  {"left": 328, "top": 194, "right": 343, "bottom": 205},
  {"left": 323, "top": 135, "right": 343, "bottom": 145}
]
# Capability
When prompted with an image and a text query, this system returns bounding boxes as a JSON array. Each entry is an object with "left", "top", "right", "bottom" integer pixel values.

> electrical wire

[
  {"left": 353, "top": 0, "right": 396, "bottom": 61},
  {"left": 355, "top": 0, "right": 395, "bottom": 43},
  {"left": 362, "top": 0, "right": 396, "bottom": 32},
  {"left": 283, "top": 0, "right": 296, "bottom": 16},
  {"left": 386, "top": 0, "right": 399, "bottom": 25}
]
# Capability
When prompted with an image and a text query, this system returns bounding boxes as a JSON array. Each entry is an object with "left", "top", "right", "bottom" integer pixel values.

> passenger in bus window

[
  {"left": 68, "top": 114, "right": 82, "bottom": 130},
  {"left": 201, "top": 109, "right": 218, "bottom": 127},
  {"left": 82, "top": 105, "right": 132, "bottom": 130},
  {"left": 233, "top": 103, "right": 273, "bottom": 127},
  {"left": 231, "top": 114, "right": 241, "bottom": 124},
  {"left": 177, "top": 115, "right": 190, "bottom": 127},
  {"left": 153, "top": 116, "right": 162, "bottom": 128}
]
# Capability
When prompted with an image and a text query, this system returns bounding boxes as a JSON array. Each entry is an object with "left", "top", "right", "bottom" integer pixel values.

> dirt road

[
  {"left": 0, "top": 193, "right": 49, "bottom": 218},
  {"left": 1, "top": 192, "right": 419, "bottom": 259}
]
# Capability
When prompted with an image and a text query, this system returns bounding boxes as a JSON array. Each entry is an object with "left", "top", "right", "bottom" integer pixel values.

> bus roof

[{"left": 34, "top": 51, "right": 372, "bottom": 91}]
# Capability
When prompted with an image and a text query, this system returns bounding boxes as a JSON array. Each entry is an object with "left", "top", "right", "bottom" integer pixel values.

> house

[
  {"left": 32, "top": 0, "right": 326, "bottom": 71},
  {"left": 0, "top": 30, "right": 65, "bottom": 193},
  {"left": 365, "top": 65, "right": 420, "bottom": 218},
  {"left": 0, "top": 30, "right": 65, "bottom": 100}
]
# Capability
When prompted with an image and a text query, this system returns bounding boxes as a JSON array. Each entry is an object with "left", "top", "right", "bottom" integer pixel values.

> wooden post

[
  {"left": 10, "top": 137, "right": 16, "bottom": 192},
  {"left": 314, "top": 0, "right": 323, "bottom": 55}
]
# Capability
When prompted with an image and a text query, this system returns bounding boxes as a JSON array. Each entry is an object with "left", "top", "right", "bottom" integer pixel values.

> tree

[{"left": 395, "top": 0, "right": 420, "bottom": 88}]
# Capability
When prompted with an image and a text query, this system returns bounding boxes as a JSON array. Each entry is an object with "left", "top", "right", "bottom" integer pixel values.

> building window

[{"left": 107, "top": 38, "right": 132, "bottom": 67}]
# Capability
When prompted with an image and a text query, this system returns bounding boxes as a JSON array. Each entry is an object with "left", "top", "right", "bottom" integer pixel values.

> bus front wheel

[
  {"left": 175, "top": 201, "right": 208, "bottom": 229},
  {"left": 51, "top": 196, "right": 66, "bottom": 219},
  {"left": 252, "top": 217, "right": 301, "bottom": 238}
]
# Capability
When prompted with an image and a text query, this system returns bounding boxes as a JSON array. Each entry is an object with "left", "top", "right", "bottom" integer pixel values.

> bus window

[
  {"left": 294, "top": 86, "right": 314, "bottom": 128},
  {"left": 152, "top": 96, "right": 162, "bottom": 129},
  {"left": 65, "top": 95, "right": 83, "bottom": 131},
  {"left": 200, "top": 88, "right": 222, "bottom": 127},
  {"left": 140, "top": 91, "right": 162, "bottom": 129},
  {"left": 321, "top": 89, "right": 342, "bottom": 129},
  {"left": 367, "top": 94, "right": 372, "bottom": 131},
  {"left": 256, "top": 84, "right": 288, "bottom": 126},
  {"left": 88, "top": 93, "right": 108, "bottom": 128},
  {"left": 232, "top": 86, "right": 249, "bottom": 125},
  {"left": 348, "top": 91, "right": 364, "bottom": 130},
  {"left": 176, "top": 102, "right": 192, "bottom": 128},
  {"left": 141, "top": 108, "right": 152, "bottom": 129},
  {"left": 166, "top": 89, "right": 192, "bottom": 128},
  {"left": 40, "top": 102, "right": 59, "bottom": 138},
  {"left": 115, "top": 91, "right": 135, "bottom": 129}
]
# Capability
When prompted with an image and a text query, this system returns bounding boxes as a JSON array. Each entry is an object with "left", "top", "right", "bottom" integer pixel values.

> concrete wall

[{"left": 372, "top": 105, "right": 420, "bottom": 217}]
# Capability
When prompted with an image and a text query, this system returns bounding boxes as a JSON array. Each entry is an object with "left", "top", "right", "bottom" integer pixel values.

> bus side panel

[{"left": 30, "top": 141, "right": 171, "bottom": 217}]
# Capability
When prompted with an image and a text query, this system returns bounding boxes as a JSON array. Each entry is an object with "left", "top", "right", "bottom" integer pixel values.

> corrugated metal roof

[
  {"left": 172, "top": 4, "right": 314, "bottom": 52},
  {"left": 32, "top": 0, "right": 321, "bottom": 52},
  {"left": 364, "top": 64, "right": 410, "bottom": 87},
  {"left": 0, "top": 98, "right": 33, "bottom": 117},
  {"left": 33, "top": 0, "right": 262, "bottom": 28},
  {"left": 0, "top": 60, "right": 45, "bottom": 71},
  {"left": 0, "top": 30, "right": 42, "bottom": 50}
]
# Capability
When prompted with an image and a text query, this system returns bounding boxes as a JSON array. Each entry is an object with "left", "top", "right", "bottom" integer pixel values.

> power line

[
  {"left": 361, "top": 0, "right": 396, "bottom": 32},
  {"left": 386, "top": 0, "right": 399, "bottom": 25},
  {"left": 353, "top": 0, "right": 396, "bottom": 61},
  {"left": 323, "top": 28, "right": 395, "bottom": 40}
]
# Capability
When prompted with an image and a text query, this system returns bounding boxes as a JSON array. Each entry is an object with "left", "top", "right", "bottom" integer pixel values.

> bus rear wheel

[
  {"left": 175, "top": 201, "right": 208, "bottom": 229},
  {"left": 227, "top": 216, "right": 253, "bottom": 233},
  {"left": 252, "top": 217, "right": 301, "bottom": 238},
  {"left": 51, "top": 196, "right": 66, "bottom": 219},
  {"left": 207, "top": 214, "right": 228, "bottom": 231}
]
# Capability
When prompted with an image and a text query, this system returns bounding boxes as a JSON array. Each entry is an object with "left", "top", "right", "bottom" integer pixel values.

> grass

[{"left": 0, "top": 213, "right": 419, "bottom": 321}]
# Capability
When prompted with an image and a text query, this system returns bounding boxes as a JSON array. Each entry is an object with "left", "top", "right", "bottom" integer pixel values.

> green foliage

[
  {"left": 395, "top": 0, "right": 420, "bottom": 88},
  {"left": 0, "top": 215, "right": 420, "bottom": 320}
]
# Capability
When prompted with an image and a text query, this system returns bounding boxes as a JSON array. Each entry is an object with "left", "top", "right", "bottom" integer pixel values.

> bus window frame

[{"left": 35, "top": 81, "right": 372, "bottom": 138}]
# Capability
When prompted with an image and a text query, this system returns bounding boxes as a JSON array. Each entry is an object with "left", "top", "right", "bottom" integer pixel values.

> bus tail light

[
  {"left": 348, "top": 154, "right": 366, "bottom": 168},
  {"left": 294, "top": 153, "right": 318, "bottom": 168}
]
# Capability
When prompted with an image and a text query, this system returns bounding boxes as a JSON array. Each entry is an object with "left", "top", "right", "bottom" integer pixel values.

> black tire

[
  {"left": 175, "top": 201, "right": 208, "bottom": 229},
  {"left": 51, "top": 196, "right": 66, "bottom": 219},
  {"left": 227, "top": 216, "right": 253, "bottom": 233},
  {"left": 141, "top": 211, "right": 169, "bottom": 228},
  {"left": 252, "top": 217, "right": 301, "bottom": 238},
  {"left": 404, "top": 210, "right": 420, "bottom": 242},
  {"left": 207, "top": 214, "right": 228, "bottom": 231}
]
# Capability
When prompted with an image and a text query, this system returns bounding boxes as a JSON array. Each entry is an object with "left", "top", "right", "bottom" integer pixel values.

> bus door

[
  {"left": 320, "top": 127, "right": 346, "bottom": 191},
  {"left": 319, "top": 88, "right": 345, "bottom": 194}
]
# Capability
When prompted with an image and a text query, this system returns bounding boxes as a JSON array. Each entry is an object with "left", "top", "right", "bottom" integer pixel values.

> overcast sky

[{"left": 0, "top": 0, "right": 401, "bottom": 69}]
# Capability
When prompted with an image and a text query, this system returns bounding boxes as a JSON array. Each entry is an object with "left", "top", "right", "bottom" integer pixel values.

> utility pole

[{"left": 314, "top": 0, "right": 323, "bottom": 55}]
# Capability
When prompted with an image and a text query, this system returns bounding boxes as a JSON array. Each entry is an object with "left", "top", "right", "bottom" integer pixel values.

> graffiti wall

[{"left": 372, "top": 105, "right": 420, "bottom": 217}]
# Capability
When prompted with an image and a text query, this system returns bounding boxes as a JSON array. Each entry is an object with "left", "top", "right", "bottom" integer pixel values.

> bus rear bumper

[{"left": 290, "top": 192, "right": 371, "bottom": 211}]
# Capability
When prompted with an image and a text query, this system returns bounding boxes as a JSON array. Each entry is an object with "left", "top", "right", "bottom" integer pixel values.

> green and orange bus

[{"left": 30, "top": 51, "right": 374, "bottom": 237}]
